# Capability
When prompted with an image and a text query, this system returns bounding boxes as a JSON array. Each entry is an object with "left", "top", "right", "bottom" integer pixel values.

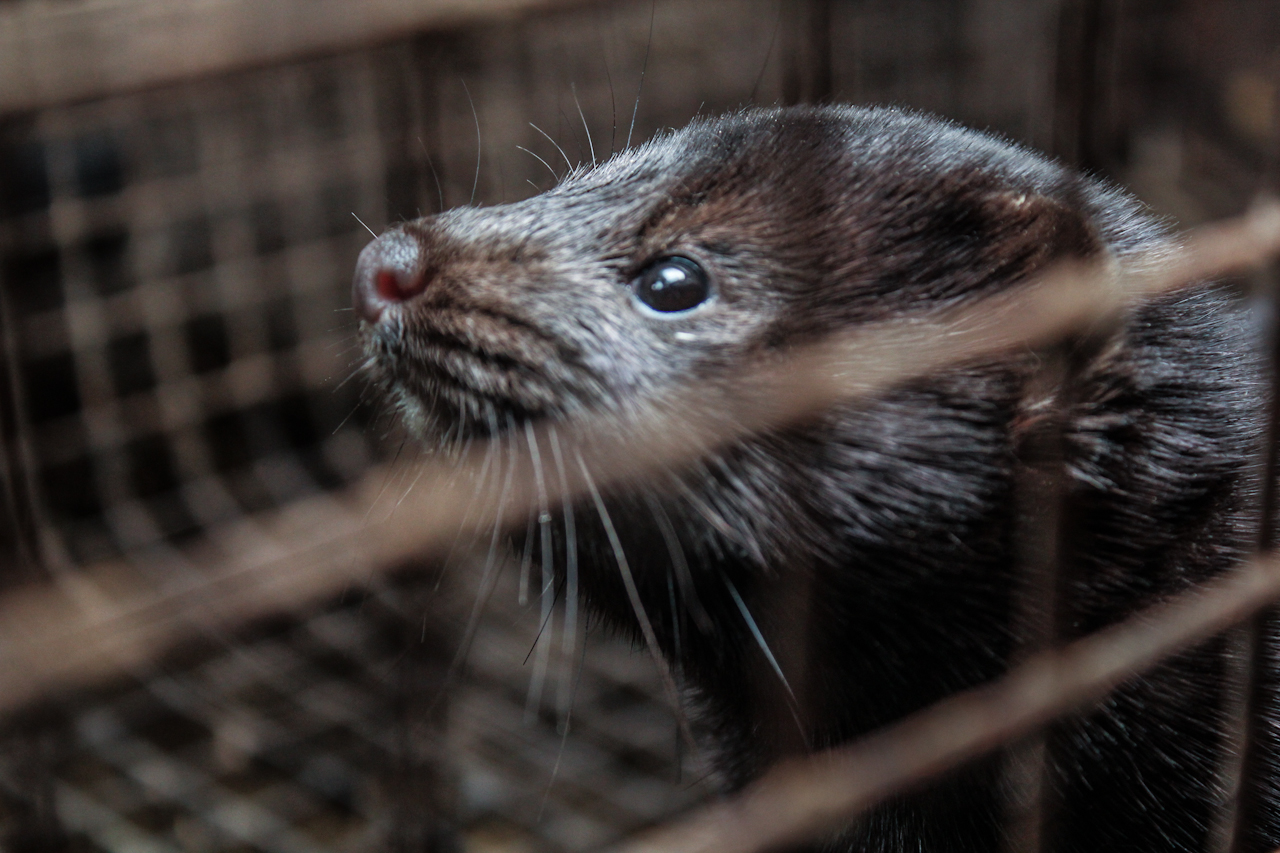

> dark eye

[{"left": 632, "top": 256, "right": 712, "bottom": 314}]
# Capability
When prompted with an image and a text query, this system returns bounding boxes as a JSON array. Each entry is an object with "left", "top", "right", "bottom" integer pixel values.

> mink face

[
  {"left": 356, "top": 105, "right": 1270, "bottom": 852},
  {"left": 357, "top": 106, "right": 1106, "bottom": 447}
]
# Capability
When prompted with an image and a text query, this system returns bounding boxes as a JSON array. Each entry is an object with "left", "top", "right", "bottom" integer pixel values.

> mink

[{"left": 355, "top": 105, "right": 1273, "bottom": 852}]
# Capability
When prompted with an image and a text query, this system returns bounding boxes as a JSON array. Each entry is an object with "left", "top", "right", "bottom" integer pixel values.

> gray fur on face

[{"left": 361, "top": 105, "right": 1129, "bottom": 446}]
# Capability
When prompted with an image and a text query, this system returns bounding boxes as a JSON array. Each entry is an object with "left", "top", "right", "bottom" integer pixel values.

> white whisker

[
  {"left": 430, "top": 423, "right": 516, "bottom": 713},
  {"left": 550, "top": 425, "right": 579, "bottom": 724},
  {"left": 530, "top": 122, "right": 575, "bottom": 172},
  {"left": 626, "top": 0, "right": 656, "bottom": 150},
  {"left": 517, "top": 145, "right": 560, "bottom": 183},
  {"left": 575, "top": 448, "right": 698, "bottom": 753},
  {"left": 724, "top": 574, "right": 805, "bottom": 738},
  {"left": 572, "top": 83, "right": 597, "bottom": 166},
  {"left": 417, "top": 137, "right": 446, "bottom": 212},
  {"left": 351, "top": 212, "right": 378, "bottom": 238},
  {"left": 536, "top": 614, "right": 591, "bottom": 822},
  {"left": 525, "top": 419, "right": 555, "bottom": 722},
  {"left": 645, "top": 491, "right": 713, "bottom": 634},
  {"left": 461, "top": 78, "right": 482, "bottom": 205}
]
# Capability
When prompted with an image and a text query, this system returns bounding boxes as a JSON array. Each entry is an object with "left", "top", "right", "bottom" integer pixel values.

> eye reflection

[{"left": 632, "top": 256, "right": 712, "bottom": 314}]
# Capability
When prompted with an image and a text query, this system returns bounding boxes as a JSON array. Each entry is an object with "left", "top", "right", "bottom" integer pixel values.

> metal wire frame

[
  {"left": 1227, "top": 271, "right": 1280, "bottom": 853},
  {"left": 0, "top": 40, "right": 465, "bottom": 852},
  {"left": 0, "top": 204, "right": 1278, "bottom": 851},
  {"left": 1, "top": 1, "right": 1278, "bottom": 849}
]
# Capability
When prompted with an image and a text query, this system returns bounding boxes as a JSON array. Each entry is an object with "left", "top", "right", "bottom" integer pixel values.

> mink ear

[{"left": 977, "top": 190, "right": 1106, "bottom": 279}]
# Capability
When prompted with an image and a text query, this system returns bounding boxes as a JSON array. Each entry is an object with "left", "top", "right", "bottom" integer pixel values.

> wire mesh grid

[
  {"left": 2, "top": 61, "right": 380, "bottom": 563},
  {"left": 2, "top": 1, "right": 1280, "bottom": 852}
]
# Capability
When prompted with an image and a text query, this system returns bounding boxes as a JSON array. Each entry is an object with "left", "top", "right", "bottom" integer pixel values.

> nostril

[
  {"left": 353, "top": 230, "right": 429, "bottom": 323},
  {"left": 376, "top": 267, "right": 425, "bottom": 302}
]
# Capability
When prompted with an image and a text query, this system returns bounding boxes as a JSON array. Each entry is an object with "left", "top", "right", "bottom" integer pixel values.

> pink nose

[{"left": 352, "top": 230, "right": 429, "bottom": 323}]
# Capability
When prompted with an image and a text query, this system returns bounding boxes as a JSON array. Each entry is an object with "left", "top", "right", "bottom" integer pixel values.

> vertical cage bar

[
  {"left": 1224, "top": 41, "right": 1280, "bottom": 853},
  {"left": 781, "top": 0, "right": 834, "bottom": 106},
  {"left": 1003, "top": 319, "right": 1119, "bottom": 853},
  {"left": 1226, "top": 262, "right": 1280, "bottom": 853},
  {"left": 1051, "top": 0, "right": 1124, "bottom": 174},
  {"left": 0, "top": 131, "right": 59, "bottom": 582},
  {"left": 0, "top": 266, "right": 39, "bottom": 578},
  {"left": 1002, "top": 348, "right": 1069, "bottom": 853},
  {"left": 1004, "top": 2, "right": 1127, "bottom": 846}
]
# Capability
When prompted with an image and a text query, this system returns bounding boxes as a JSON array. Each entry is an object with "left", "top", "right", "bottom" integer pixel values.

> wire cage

[
  {"left": 0, "top": 41, "right": 461, "bottom": 853},
  {"left": 1, "top": 0, "right": 1279, "bottom": 852}
]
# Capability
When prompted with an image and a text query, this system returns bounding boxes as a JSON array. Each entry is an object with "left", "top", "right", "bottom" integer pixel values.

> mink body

[{"left": 355, "top": 105, "right": 1277, "bottom": 852}]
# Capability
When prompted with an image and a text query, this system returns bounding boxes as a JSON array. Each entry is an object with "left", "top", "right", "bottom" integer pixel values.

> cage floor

[{"left": 1, "top": 558, "right": 715, "bottom": 853}]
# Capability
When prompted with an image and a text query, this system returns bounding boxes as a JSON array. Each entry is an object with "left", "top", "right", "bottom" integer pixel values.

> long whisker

[
  {"left": 525, "top": 567, "right": 555, "bottom": 720},
  {"left": 601, "top": 38, "right": 617, "bottom": 155},
  {"left": 477, "top": 441, "right": 508, "bottom": 624},
  {"left": 724, "top": 574, "right": 806, "bottom": 738},
  {"left": 437, "top": 413, "right": 499, "bottom": 570},
  {"left": 575, "top": 448, "right": 698, "bottom": 753},
  {"left": 536, "top": 612, "right": 592, "bottom": 822},
  {"left": 477, "top": 403, "right": 504, "bottom": 526},
  {"left": 572, "top": 83, "right": 597, "bottom": 166},
  {"left": 417, "top": 137, "right": 446, "bottom": 212},
  {"left": 550, "top": 425, "right": 579, "bottom": 723},
  {"left": 430, "top": 423, "right": 516, "bottom": 711},
  {"left": 525, "top": 419, "right": 556, "bottom": 722},
  {"left": 330, "top": 402, "right": 362, "bottom": 436},
  {"left": 644, "top": 491, "right": 713, "bottom": 634},
  {"left": 461, "top": 79, "right": 482, "bottom": 205},
  {"left": 519, "top": 509, "right": 536, "bottom": 607},
  {"left": 530, "top": 122, "right": 575, "bottom": 172},
  {"left": 667, "top": 570, "right": 684, "bottom": 781},
  {"left": 362, "top": 437, "right": 409, "bottom": 523},
  {"left": 517, "top": 145, "right": 560, "bottom": 183},
  {"left": 626, "top": 0, "right": 656, "bottom": 150},
  {"left": 749, "top": 0, "right": 785, "bottom": 103},
  {"left": 557, "top": 106, "right": 587, "bottom": 165},
  {"left": 351, "top": 212, "right": 378, "bottom": 238},
  {"left": 393, "top": 447, "right": 431, "bottom": 511},
  {"left": 667, "top": 572, "right": 683, "bottom": 683},
  {"left": 523, "top": 578, "right": 563, "bottom": 663},
  {"left": 331, "top": 362, "right": 369, "bottom": 393}
]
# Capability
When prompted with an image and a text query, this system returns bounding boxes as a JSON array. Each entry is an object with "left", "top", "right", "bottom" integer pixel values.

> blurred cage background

[{"left": 0, "top": 0, "right": 1276, "bottom": 851}]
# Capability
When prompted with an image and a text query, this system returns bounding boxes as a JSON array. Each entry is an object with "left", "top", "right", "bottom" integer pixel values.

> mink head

[{"left": 354, "top": 105, "right": 1112, "bottom": 450}]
